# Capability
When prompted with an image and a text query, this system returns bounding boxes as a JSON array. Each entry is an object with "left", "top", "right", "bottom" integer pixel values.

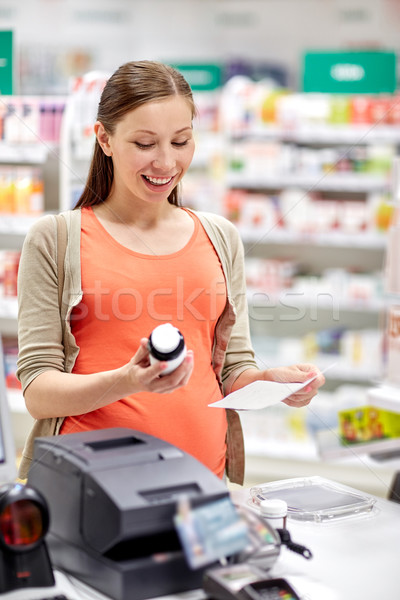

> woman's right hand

[
  {"left": 126, "top": 337, "right": 194, "bottom": 394},
  {"left": 24, "top": 337, "right": 194, "bottom": 420}
]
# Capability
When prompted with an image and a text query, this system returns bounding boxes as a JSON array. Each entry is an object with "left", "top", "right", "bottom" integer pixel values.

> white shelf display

[
  {"left": 0, "top": 96, "right": 66, "bottom": 216},
  {"left": 215, "top": 79, "right": 400, "bottom": 493},
  {"left": 218, "top": 79, "right": 400, "bottom": 389},
  {"left": 0, "top": 96, "right": 67, "bottom": 434}
]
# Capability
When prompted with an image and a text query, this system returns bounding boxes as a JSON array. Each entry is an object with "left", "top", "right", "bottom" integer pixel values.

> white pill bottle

[
  {"left": 148, "top": 323, "right": 186, "bottom": 375},
  {"left": 259, "top": 499, "right": 288, "bottom": 530}
]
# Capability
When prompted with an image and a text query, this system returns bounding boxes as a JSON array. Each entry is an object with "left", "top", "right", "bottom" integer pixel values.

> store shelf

[
  {"left": 223, "top": 92, "right": 397, "bottom": 402},
  {"left": 0, "top": 298, "right": 18, "bottom": 335},
  {"left": 253, "top": 354, "right": 383, "bottom": 384},
  {"left": 248, "top": 290, "right": 386, "bottom": 313},
  {"left": 0, "top": 143, "right": 50, "bottom": 164},
  {"left": 6, "top": 388, "right": 26, "bottom": 414},
  {"left": 240, "top": 227, "right": 387, "bottom": 249},
  {"left": 245, "top": 437, "right": 318, "bottom": 461},
  {"left": 232, "top": 124, "right": 400, "bottom": 145},
  {"left": 317, "top": 428, "right": 400, "bottom": 461},
  {"left": 7, "top": 388, "right": 33, "bottom": 452},
  {"left": 226, "top": 172, "right": 391, "bottom": 193},
  {"left": 0, "top": 213, "right": 45, "bottom": 236},
  {"left": 0, "top": 297, "right": 18, "bottom": 320}
]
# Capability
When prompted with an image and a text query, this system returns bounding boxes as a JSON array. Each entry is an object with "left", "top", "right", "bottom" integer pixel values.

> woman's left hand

[{"left": 265, "top": 363, "right": 325, "bottom": 407}]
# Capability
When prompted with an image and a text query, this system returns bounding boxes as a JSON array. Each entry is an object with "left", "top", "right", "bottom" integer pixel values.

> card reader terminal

[{"left": 203, "top": 563, "right": 301, "bottom": 600}]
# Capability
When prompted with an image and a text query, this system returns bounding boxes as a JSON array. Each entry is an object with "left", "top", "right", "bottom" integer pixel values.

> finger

[
  {"left": 133, "top": 338, "right": 150, "bottom": 364},
  {"left": 175, "top": 351, "right": 194, "bottom": 387},
  {"left": 284, "top": 397, "right": 313, "bottom": 408},
  {"left": 267, "top": 365, "right": 316, "bottom": 385},
  {"left": 150, "top": 351, "right": 194, "bottom": 392},
  {"left": 284, "top": 390, "right": 317, "bottom": 407},
  {"left": 298, "top": 365, "right": 326, "bottom": 387}
]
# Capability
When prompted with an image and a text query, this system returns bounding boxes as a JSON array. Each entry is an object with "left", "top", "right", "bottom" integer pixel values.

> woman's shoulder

[
  {"left": 24, "top": 209, "right": 80, "bottom": 247},
  {"left": 189, "top": 208, "right": 239, "bottom": 238},
  {"left": 23, "top": 213, "right": 58, "bottom": 245}
]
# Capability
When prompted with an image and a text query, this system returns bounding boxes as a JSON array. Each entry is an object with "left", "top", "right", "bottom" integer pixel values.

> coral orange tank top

[{"left": 61, "top": 206, "right": 228, "bottom": 478}]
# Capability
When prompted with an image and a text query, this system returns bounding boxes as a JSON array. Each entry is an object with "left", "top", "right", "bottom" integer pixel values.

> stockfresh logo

[{"left": 330, "top": 63, "right": 365, "bottom": 82}]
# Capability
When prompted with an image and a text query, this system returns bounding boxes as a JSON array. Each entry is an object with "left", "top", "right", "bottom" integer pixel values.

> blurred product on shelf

[
  {"left": 193, "top": 92, "right": 222, "bottom": 133},
  {"left": 239, "top": 400, "right": 316, "bottom": 455},
  {"left": 251, "top": 327, "right": 384, "bottom": 381},
  {"left": 0, "top": 167, "right": 44, "bottom": 214},
  {"left": 245, "top": 257, "right": 297, "bottom": 295},
  {"left": 0, "top": 97, "right": 65, "bottom": 144},
  {"left": 239, "top": 385, "right": 355, "bottom": 457},
  {"left": 227, "top": 139, "right": 395, "bottom": 180},
  {"left": 220, "top": 76, "right": 400, "bottom": 131},
  {"left": 386, "top": 306, "right": 400, "bottom": 385},
  {"left": 68, "top": 73, "right": 109, "bottom": 159},
  {"left": 1, "top": 336, "right": 20, "bottom": 390},
  {"left": 0, "top": 250, "right": 20, "bottom": 297},
  {"left": 223, "top": 188, "right": 395, "bottom": 236}
]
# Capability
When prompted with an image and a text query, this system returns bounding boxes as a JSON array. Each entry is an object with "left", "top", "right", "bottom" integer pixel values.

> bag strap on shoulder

[{"left": 55, "top": 214, "right": 67, "bottom": 309}]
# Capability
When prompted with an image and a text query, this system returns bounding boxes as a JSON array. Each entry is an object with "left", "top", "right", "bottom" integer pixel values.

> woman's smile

[{"left": 142, "top": 174, "right": 177, "bottom": 189}]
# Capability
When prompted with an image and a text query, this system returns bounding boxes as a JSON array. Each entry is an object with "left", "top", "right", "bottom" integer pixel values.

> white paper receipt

[{"left": 208, "top": 365, "right": 334, "bottom": 410}]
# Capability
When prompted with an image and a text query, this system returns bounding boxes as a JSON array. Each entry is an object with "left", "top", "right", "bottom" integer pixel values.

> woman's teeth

[{"left": 144, "top": 175, "right": 173, "bottom": 186}]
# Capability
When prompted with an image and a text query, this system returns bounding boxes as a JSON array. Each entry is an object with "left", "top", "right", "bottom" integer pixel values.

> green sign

[
  {"left": 303, "top": 50, "right": 396, "bottom": 94},
  {"left": 0, "top": 31, "right": 12, "bottom": 95},
  {"left": 172, "top": 63, "right": 222, "bottom": 91}
]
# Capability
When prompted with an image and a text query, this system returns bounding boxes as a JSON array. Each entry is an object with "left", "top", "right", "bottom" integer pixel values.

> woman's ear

[{"left": 94, "top": 121, "right": 112, "bottom": 156}]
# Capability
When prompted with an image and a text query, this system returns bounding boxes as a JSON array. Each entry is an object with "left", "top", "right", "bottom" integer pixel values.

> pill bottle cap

[
  {"left": 259, "top": 499, "right": 288, "bottom": 518},
  {"left": 149, "top": 324, "right": 185, "bottom": 360}
]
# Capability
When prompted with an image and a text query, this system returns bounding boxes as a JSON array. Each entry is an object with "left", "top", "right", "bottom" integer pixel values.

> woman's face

[{"left": 97, "top": 95, "right": 195, "bottom": 205}]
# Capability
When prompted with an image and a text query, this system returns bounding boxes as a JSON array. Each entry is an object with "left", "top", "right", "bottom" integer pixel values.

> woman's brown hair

[{"left": 74, "top": 61, "right": 196, "bottom": 209}]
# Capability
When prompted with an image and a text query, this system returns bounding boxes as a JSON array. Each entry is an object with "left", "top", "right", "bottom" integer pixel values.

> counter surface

[
  {"left": 1, "top": 485, "right": 399, "bottom": 600},
  {"left": 240, "top": 492, "right": 400, "bottom": 599}
]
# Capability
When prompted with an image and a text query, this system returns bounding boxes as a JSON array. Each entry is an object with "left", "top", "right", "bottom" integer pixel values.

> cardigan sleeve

[
  {"left": 195, "top": 210, "right": 257, "bottom": 394},
  {"left": 16, "top": 215, "right": 66, "bottom": 393},
  {"left": 219, "top": 220, "right": 258, "bottom": 393}
]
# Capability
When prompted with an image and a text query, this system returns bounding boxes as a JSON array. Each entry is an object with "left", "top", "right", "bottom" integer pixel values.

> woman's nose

[{"left": 152, "top": 147, "right": 176, "bottom": 170}]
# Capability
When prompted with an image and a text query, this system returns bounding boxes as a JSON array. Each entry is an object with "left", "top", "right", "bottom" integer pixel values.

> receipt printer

[{"left": 27, "top": 428, "right": 229, "bottom": 600}]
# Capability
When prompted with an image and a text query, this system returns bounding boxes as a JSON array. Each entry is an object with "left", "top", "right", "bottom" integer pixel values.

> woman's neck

[{"left": 94, "top": 196, "right": 176, "bottom": 229}]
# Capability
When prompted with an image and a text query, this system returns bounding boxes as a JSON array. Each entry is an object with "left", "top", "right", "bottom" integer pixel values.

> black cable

[{"left": 276, "top": 528, "right": 313, "bottom": 560}]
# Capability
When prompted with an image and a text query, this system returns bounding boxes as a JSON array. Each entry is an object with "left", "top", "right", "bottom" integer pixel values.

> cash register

[{"left": 27, "top": 428, "right": 231, "bottom": 600}]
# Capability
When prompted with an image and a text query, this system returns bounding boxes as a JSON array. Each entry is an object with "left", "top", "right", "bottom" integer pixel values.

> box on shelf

[
  {"left": 339, "top": 383, "right": 400, "bottom": 444},
  {"left": 339, "top": 405, "right": 400, "bottom": 444}
]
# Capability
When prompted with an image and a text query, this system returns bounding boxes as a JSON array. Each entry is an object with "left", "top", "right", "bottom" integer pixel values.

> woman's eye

[
  {"left": 135, "top": 142, "right": 154, "bottom": 149},
  {"left": 172, "top": 140, "right": 189, "bottom": 147}
]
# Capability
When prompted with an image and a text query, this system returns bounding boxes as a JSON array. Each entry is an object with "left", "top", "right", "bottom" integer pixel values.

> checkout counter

[{"left": 10, "top": 428, "right": 400, "bottom": 600}]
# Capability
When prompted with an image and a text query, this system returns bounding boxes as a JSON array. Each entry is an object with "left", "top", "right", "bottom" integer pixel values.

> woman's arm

[{"left": 24, "top": 338, "right": 194, "bottom": 419}]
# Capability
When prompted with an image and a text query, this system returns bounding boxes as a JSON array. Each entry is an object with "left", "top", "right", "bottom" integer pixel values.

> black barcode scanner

[{"left": 0, "top": 483, "right": 55, "bottom": 592}]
